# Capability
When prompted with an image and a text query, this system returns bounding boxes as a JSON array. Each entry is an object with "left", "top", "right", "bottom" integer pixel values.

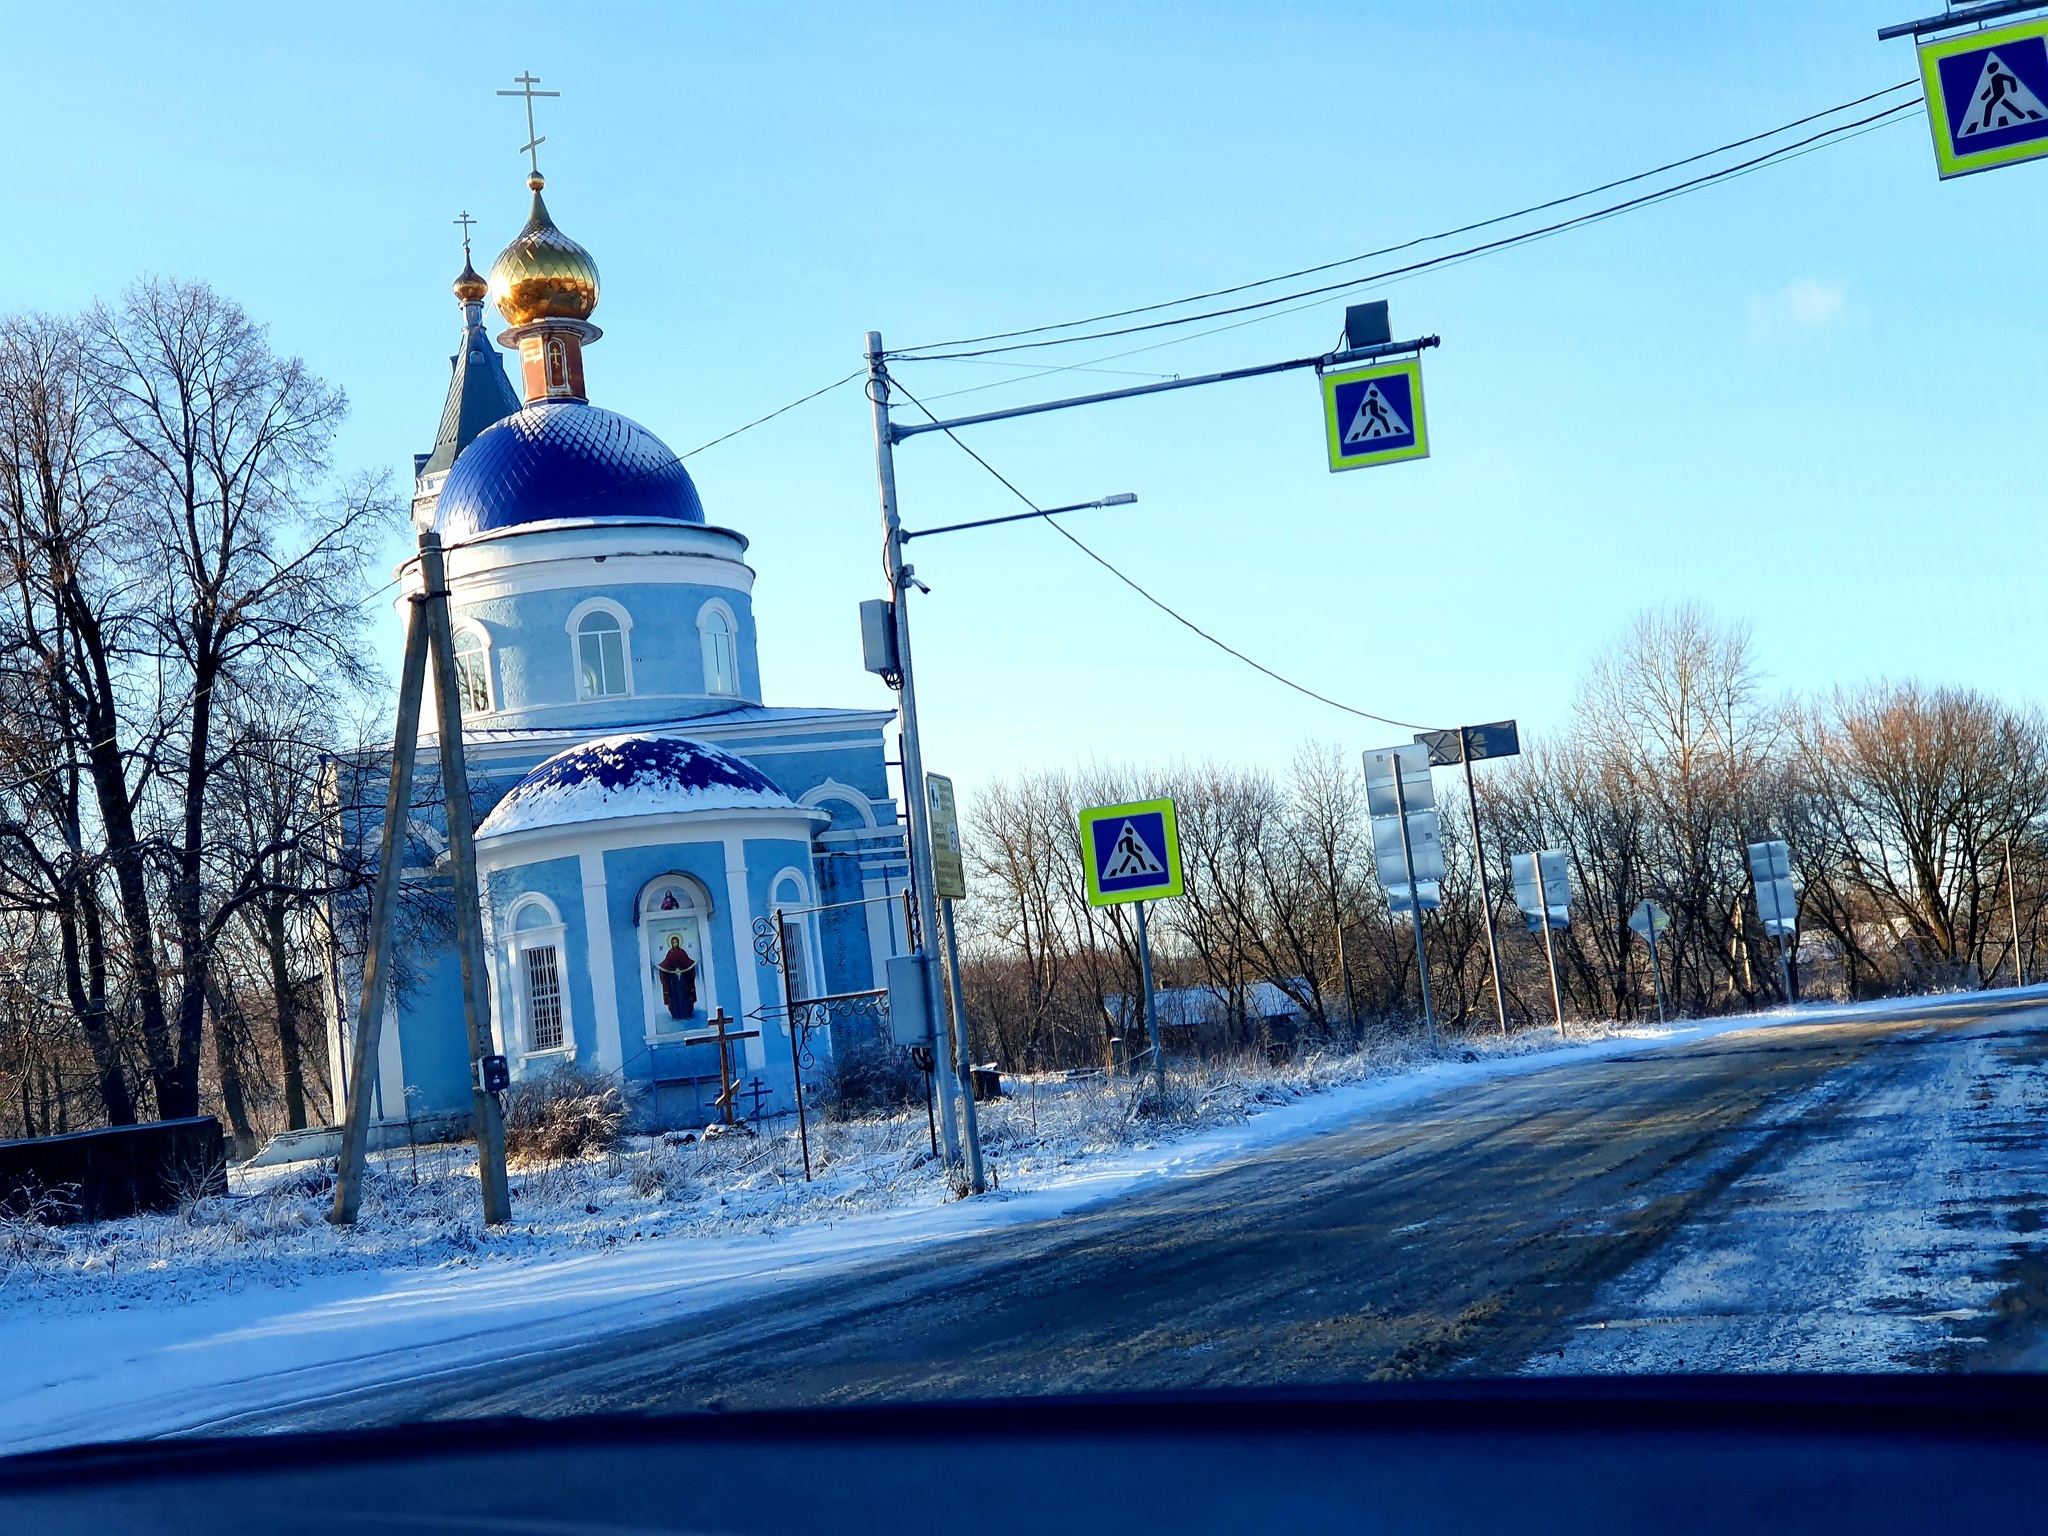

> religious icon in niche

[
  {"left": 546, "top": 337, "right": 569, "bottom": 392},
  {"left": 656, "top": 925, "right": 699, "bottom": 1019}
]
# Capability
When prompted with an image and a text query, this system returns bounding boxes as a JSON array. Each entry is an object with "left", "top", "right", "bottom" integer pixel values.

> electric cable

[
  {"left": 887, "top": 376, "right": 1438, "bottom": 732},
  {"left": 893, "top": 89, "right": 1921, "bottom": 362}
]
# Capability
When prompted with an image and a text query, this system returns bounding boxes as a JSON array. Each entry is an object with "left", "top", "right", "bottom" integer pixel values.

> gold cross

[
  {"left": 453, "top": 210, "right": 477, "bottom": 262},
  {"left": 497, "top": 71, "right": 561, "bottom": 178}
]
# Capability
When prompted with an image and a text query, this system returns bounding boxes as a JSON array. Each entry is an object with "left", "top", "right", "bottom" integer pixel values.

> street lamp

[{"left": 901, "top": 492, "right": 1139, "bottom": 543}]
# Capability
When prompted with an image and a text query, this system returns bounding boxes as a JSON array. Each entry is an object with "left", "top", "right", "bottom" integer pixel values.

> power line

[
  {"left": 893, "top": 86, "right": 1921, "bottom": 363},
  {"left": 886, "top": 377, "right": 1437, "bottom": 733}
]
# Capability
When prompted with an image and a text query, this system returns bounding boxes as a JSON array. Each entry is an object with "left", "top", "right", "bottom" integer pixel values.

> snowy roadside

[{"left": 0, "top": 991, "right": 2019, "bottom": 1453}]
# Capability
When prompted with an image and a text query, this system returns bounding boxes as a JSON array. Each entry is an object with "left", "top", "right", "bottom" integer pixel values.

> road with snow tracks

[{"left": 231, "top": 994, "right": 2048, "bottom": 1430}]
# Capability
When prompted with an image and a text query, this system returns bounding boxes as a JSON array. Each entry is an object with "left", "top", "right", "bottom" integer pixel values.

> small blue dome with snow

[
  {"left": 437, "top": 401, "right": 705, "bottom": 543},
  {"left": 477, "top": 734, "right": 797, "bottom": 840}
]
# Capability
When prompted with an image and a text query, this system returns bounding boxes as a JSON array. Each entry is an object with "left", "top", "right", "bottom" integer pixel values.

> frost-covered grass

[{"left": 0, "top": 1016, "right": 1681, "bottom": 1314}]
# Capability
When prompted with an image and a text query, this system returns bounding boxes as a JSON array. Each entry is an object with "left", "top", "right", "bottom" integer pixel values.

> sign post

[
  {"left": 1416, "top": 721, "right": 1521, "bottom": 1036},
  {"left": 1364, "top": 745, "right": 1444, "bottom": 1047},
  {"left": 1746, "top": 840, "right": 1798, "bottom": 1006},
  {"left": 925, "top": 773, "right": 984, "bottom": 1194},
  {"left": 1628, "top": 899, "right": 1672, "bottom": 1025},
  {"left": 1513, "top": 850, "right": 1572, "bottom": 1039},
  {"left": 1079, "top": 797, "right": 1184, "bottom": 1106}
]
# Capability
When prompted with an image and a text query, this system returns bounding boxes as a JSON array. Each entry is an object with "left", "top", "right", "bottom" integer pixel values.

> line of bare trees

[
  {"left": 958, "top": 606, "right": 2048, "bottom": 1071},
  {"left": 0, "top": 283, "right": 395, "bottom": 1149}
]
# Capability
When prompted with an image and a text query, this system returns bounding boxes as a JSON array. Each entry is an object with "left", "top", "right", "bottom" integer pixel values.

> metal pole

[
  {"left": 419, "top": 532, "right": 512, "bottom": 1225},
  {"left": 1390, "top": 759, "right": 1436, "bottom": 1049},
  {"left": 1461, "top": 730, "right": 1507, "bottom": 1038},
  {"left": 1537, "top": 859, "right": 1566, "bottom": 1042},
  {"left": 1777, "top": 935, "right": 1795, "bottom": 1007},
  {"left": 772, "top": 906, "right": 811, "bottom": 1181},
  {"left": 868, "top": 331, "right": 968, "bottom": 1174},
  {"left": 1135, "top": 900, "right": 1167, "bottom": 1106},
  {"left": 2008, "top": 834, "right": 2029, "bottom": 987},
  {"left": 940, "top": 898, "right": 986, "bottom": 1193},
  {"left": 1648, "top": 926, "right": 1669, "bottom": 1026},
  {"left": 329, "top": 591, "right": 431, "bottom": 1225}
]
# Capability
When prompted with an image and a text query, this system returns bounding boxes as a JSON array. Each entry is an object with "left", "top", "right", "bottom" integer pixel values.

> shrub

[
  {"left": 817, "top": 1038, "right": 927, "bottom": 1121},
  {"left": 504, "top": 1063, "right": 627, "bottom": 1164}
]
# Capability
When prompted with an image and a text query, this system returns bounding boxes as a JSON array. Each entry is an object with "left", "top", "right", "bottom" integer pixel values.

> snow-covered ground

[{"left": 0, "top": 995, "right": 2001, "bottom": 1453}]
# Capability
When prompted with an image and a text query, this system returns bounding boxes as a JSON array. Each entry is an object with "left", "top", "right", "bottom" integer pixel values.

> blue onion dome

[
  {"left": 477, "top": 735, "right": 796, "bottom": 840},
  {"left": 436, "top": 401, "right": 705, "bottom": 542}
]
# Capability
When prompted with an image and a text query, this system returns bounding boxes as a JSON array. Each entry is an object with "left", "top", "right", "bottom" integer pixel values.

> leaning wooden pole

[
  {"left": 419, "top": 532, "right": 513, "bottom": 1225},
  {"left": 330, "top": 589, "right": 432, "bottom": 1225}
]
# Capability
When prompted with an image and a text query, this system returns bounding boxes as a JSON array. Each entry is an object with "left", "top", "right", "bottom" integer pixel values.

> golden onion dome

[
  {"left": 486, "top": 175, "right": 600, "bottom": 326},
  {"left": 452, "top": 256, "right": 489, "bottom": 304}
]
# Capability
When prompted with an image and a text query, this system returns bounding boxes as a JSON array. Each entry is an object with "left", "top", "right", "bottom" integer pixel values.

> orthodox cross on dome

[
  {"left": 497, "top": 71, "right": 560, "bottom": 181},
  {"left": 453, "top": 210, "right": 477, "bottom": 262}
]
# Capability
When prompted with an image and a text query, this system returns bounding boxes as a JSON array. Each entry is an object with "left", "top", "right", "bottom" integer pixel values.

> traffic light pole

[{"left": 867, "top": 332, "right": 970, "bottom": 1176}]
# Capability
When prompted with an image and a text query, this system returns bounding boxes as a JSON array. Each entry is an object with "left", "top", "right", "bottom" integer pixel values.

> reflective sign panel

[
  {"left": 1920, "top": 18, "right": 2048, "bottom": 179},
  {"left": 1321, "top": 359, "right": 1430, "bottom": 473}
]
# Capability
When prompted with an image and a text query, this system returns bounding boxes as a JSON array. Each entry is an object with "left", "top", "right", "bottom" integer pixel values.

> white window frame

[
  {"left": 636, "top": 874, "right": 719, "bottom": 1043},
  {"left": 451, "top": 621, "right": 495, "bottom": 715},
  {"left": 564, "top": 596, "right": 635, "bottom": 700},
  {"left": 696, "top": 598, "right": 740, "bottom": 698},
  {"left": 769, "top": 867, "right": 822, "bottom": 1001},
  {"left": 504, "top": 893, "right": 576, "bottom": 1063}
]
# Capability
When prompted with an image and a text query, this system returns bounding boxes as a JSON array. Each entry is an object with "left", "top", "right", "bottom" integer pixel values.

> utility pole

[
  {"left": 332, "top": 530, "right": 511, "bottom": 1226},
  {"left": 1458, "top": 727, "right": 1508, "bottom": 1037},
  {"left": 866, "top": 331, "right": 971, "bottom": 1176}
]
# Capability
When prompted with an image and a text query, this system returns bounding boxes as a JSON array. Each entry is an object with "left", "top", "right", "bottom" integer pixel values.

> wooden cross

[
  {"left": 497, "top": 72, "right": 561, "bottom": 178},
  {"left": 684, "top": 1008, "right": 761, "bottom": 1127},
  {"left": 454, "top": 210, "right": 477, "bottom": 262}
]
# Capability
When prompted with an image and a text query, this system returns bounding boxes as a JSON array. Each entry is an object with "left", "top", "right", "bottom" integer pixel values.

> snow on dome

[{"left": 476, "top": 734, "right": 796, "bottom": 840}]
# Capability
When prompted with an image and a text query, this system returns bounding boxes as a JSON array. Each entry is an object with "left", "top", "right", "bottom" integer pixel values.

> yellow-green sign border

[
  {"left": 1920, "top": 18, "right": 2048, "bottom": 180},
  {"left": 1320, "top": 358, "right": 1430, "bottom": 473},
  {"left": 1078, "top": 797, "right": 1184, "bottom": 908}
]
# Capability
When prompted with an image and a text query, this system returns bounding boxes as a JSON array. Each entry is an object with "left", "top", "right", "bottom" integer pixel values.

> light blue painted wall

[
  {"left": 454, "top": 579, "right": 762, "bottom": 731},
  {"left": 483, "top": 854, "right": 598, "bottom": 1068}
]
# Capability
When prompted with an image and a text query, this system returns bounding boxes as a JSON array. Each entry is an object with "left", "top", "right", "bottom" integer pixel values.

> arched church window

[
  {"left": 640, "top": 878, "right": 715, "bottom": 1037},
  {"left": 453, "top": 628, "right": 491, "bottom": 714},
  {"left": 773, "top": 872, "right": 816, "bottom": 1002},
  {"left": 700, "top": 605, "right": 737, "bottom": 696},
  {"left": 578, "top": 610, "right": 628, "bottom": 698},
  {"left": 508, "top": 898, "right": 572, "bottom": 1058}
]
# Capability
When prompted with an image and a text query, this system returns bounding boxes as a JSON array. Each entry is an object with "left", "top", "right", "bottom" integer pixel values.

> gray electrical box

[
  {"left": 886, "top": 953, "right": 933, "bottom": 1045},
  {"left": 1345, "top": 300, "right": 1391, "bottom": 350},
  {"left": 859, "top": 598, "right": 899, "bottom": 678}
]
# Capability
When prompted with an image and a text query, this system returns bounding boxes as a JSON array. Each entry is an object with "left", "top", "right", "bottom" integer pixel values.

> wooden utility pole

[{"left": 331, "top": 530, "right": 511, "bottom": 1226}]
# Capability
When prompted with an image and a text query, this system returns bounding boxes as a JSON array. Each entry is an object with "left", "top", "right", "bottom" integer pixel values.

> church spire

[
  {"left": 487, "top": 72, "right": 601, "bottom": 405},
  {"left": 411, "top": 221, "right": 523, "bottom": 528}
]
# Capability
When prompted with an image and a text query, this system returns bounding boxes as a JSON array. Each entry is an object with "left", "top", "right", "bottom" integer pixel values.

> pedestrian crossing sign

[
  {"left": 1920, "top": 18, "right": 2048, "bottom": 179},
  {"left": 1321, "top": 358, "right": 1429, "bottom": 473},
  {"left": 1079, "top": 797, "right": 1184, "bottom": 907}
]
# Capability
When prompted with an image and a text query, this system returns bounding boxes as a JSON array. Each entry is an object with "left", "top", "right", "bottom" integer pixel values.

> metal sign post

[
  {"left": 1364, "top": 745, "right": 1443, "bottom": 1047},
  {"left": 1078, "top": 797, "right": 1184, "bottom": 1106},
  {"left": 1513, "top": 850, "right": 1572, "bottom": 1040},
  {"left": 1628, "top": 899, "right": 1672, "bottom": 1025},
  {"left": 925, "top": 773, "right": 984, "bottom": 1195},
  {"left": 1416, "top": 721, "right": 1520, "bottom": 1037},
  {"left": 1746, "top": 840, "right": 1798, "bottom": 1006},
  {"left": 2008, "top": 833, "right": 2031, "bottom": 987}
]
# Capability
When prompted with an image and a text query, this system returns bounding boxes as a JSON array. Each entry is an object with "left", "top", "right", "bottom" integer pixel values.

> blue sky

[{"left": 5, "top": 2, "right": 2037, "bottom": 796}]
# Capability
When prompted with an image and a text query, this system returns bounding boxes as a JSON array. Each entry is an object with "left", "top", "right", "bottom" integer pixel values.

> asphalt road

[{"left": 253, "top": 995, "right": 2048, "bottom": 1430}]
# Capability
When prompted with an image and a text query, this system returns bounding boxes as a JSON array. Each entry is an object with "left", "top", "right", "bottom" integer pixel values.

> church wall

[
  {"left": 450, "top": 579, "right": 762, "bottom": 731},
  {"left": 394, "top": 941, "right": 476, "bottom": 1119},
  {"left": 598, "top": 840, "right": 747, "bottom": 1073}
]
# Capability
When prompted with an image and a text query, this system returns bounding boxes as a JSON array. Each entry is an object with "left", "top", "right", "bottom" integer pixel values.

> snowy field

[{"left": 0, "top": 996, "right": 1985, "bottom": 1453}]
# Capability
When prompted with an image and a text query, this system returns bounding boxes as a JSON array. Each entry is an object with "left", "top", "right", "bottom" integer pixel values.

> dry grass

[{"left": 503, "top": 1064, "right": 628, "bottom": 1165}]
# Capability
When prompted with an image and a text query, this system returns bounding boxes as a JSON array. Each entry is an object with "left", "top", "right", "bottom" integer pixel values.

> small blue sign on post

[
  {"left": 1920, "top": 18, "right": 2048, "bottom": 179},
  {"left": 1320, "top": 358, "right": 1429, "bottom": 473}
]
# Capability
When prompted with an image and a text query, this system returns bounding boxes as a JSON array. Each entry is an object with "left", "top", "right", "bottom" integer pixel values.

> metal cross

[
  {"left": 497, "top": 72, "right": 561, "bottom": 177},
  {"left": 453, "top": 210, "right": 476, "bottom": 261}
]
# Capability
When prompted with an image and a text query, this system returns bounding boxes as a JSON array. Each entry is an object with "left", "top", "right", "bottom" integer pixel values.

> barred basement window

[{"left": 524, "top": 943, "right": 564, "bottom": 1052}]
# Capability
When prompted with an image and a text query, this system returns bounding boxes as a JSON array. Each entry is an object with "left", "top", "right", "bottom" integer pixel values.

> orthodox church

[{"left": 321, "top": 162, "right": 908, "bottom": 1135}]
